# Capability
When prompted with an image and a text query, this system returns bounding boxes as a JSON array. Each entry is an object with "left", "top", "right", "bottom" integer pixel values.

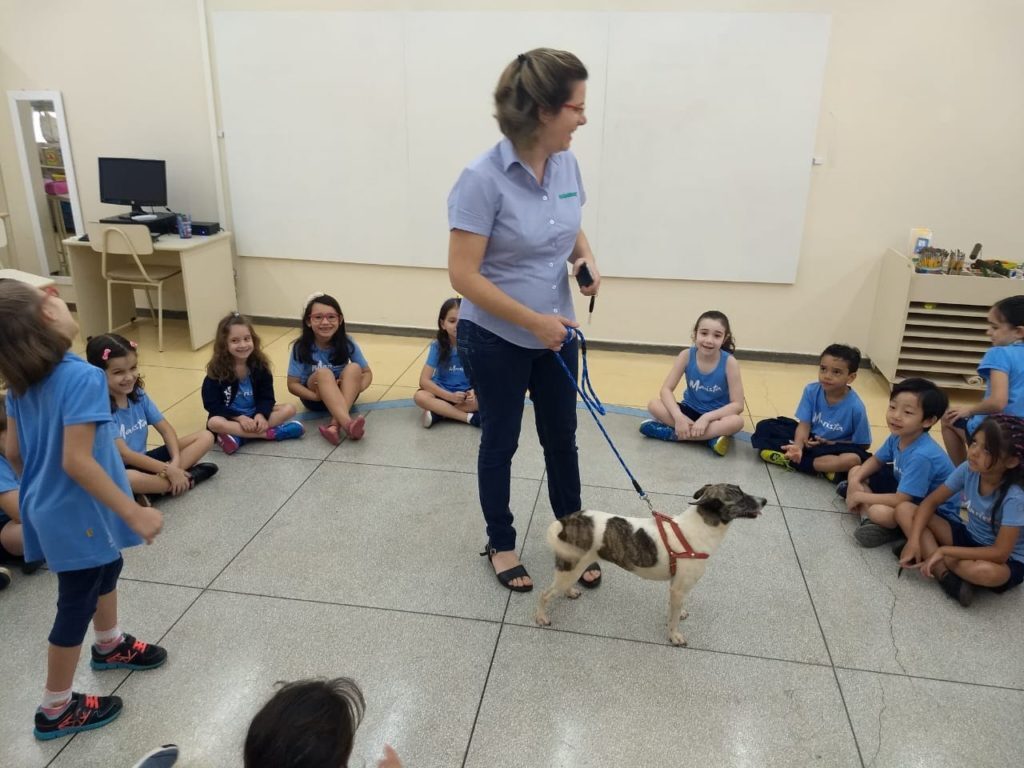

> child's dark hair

[
  {"left": 821, "top": 344, "right": 861, "bottom": 374},
  {"left": 0, "top": 395, "right": 6, "bottom": 434},
  {"left": 206, "top": 313, "right": 271, "bottom": 382},
  {"left": 692, "top": 310, "right": 736, "bottom": 354},
  {"left": 435, "top": 297, "right": 461, "bottom": 367},
  {"left": 889, "top": 377, "right": 948, "bottom": 426},
  {"left": 971, "top": 415, "right": 1024, "bottom": 535},
  {"left": 291, "top": 293, "right": 354, "bottom": 368},
  {"left": 0, "top": 279, "right": 71, "bottom": 396},
  {"left": 992, "top": 295, "right": 1024, "bottom": 328},
  {"left": 243, "top": 677, "right": 365, "bottom": 768},
  {"left": 86, "top": 333, "right": 144, "bottom": 410}
]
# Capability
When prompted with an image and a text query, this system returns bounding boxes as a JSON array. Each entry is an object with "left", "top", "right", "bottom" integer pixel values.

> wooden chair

[{"left": 86, "top": 222, "right": 181, "bottom": 351}]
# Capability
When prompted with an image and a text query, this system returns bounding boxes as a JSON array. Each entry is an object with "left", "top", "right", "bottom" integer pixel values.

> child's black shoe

[
  {"left": 91, "top": 633, "right": 167, "bottom": 671},
  {"left": 938, "top": 571, "right": 975, "bottom": 607},
  {"left": 33, "top": 692, "right": 123, "bottom": 741}
]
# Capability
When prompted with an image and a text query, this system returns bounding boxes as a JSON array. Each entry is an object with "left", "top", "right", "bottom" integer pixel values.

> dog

[{"left": 534, "top": 483, "right": 765, "bottom": 646}]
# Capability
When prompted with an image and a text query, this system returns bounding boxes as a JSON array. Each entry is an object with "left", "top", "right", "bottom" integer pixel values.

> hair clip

[
  {"left": 128, "top": 340, "right": 138, "bottom": 349},
  {"left": 101, "top": 348, "right": 111, "bottom": 361}
]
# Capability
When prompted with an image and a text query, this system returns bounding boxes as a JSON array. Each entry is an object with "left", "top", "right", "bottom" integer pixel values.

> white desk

[{"left": 64, "top": 231, "right": 237, "bottom": 350}]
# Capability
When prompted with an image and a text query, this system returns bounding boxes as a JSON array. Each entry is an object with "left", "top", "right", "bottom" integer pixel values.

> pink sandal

[
  {"left": 318, "top": 424, "right": 341, "bottom": 446},
  {"left": 342, "top": 415, "right": 366, "bottom": 440}
]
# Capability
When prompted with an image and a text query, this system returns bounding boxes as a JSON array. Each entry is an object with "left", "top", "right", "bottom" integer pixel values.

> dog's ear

[
  {"left": 696, "top": 495, "right": 722, "bottom": 514},
  {"left": 693, "top": 484, "right": 710, "bottom": 500}
]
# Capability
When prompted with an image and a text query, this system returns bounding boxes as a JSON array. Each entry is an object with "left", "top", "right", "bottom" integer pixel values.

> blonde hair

[
  {"left": 494, "top": 48, "right": 587, "bottom": 149},
  {"left": 0, "top": 279, "right": 71, "bottom": 396}
]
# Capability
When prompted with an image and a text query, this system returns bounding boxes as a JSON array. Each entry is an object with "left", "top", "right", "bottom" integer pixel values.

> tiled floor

[{"left": 3, "top": 318, "right": 1021, "bottom": 768}]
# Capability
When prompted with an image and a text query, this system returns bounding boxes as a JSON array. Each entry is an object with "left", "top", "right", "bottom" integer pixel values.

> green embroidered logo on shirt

[{"left": 558, "top": 191, "right": 578, "bottom": 199}]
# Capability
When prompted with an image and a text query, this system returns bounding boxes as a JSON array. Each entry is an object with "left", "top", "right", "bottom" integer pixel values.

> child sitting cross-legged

[{"left": 754, "top": 344, "right": 872, "bottom": 482}]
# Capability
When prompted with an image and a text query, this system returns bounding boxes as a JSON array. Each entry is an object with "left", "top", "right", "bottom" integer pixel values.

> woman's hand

[
  {"left": 573, "top": 259, "right": 601, "bottom": 296},
  {"left": 530, "top": 313, "right": 579, "bottom": 352}
]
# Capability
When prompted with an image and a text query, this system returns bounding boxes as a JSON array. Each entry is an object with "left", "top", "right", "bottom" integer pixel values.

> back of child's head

[
  {"left": 207, "top": 312, "right": 270, "bottom": 381},
  {"left": 0, "top": 279, "right": 71, "bottom": 396},
  {"left": 973, "top": 415, "right": 1024, "bottom": 532},
  {"left": 86, "top": 333, "right": 144, "bottom": 406},
  {"left": 294, "top": 292, "right": 352, "bottom": 366},
  {"left": 244, "top": 677, "right": 365, "bottom": 768},
  {"left": 889, "top": 377, "right": 947, "bottom": 425},
  {"left": 436, "top": 296, "right": 461, "bottom": 364},
  {"left": 992, "top": 295, "right": 1024, "bottom": 329},
  {"left": 820, "top": 344, "right": 861, "bottom": 374},
  {"left": 692, "top": 310, "right": 736, "bottom": 354}
]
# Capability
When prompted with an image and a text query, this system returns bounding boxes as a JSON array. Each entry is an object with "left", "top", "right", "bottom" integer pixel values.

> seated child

[
  {"left": 413, "top": 297, "right": 480, "bottom": 428},
  {"left": 896, "top": 414, "right": 1024, "bottom": 606},
  {"left": 754, "top": 344, "right": 872, "bottom": 481},
  {"left": 203, "top": 313, "right": 304, "bottom": 454},
  {"left": 1, "top": 397, "right": 24, "bottom": 590},
  {"left": 844, "top": 377, "right": 960, "bottom": 548}
]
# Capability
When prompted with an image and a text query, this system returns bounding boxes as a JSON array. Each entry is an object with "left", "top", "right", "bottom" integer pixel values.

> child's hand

[
  {"left": 253, "top": 414, "right": 269, "bottom": 432},
  {"left": 465, "top": 389, "right": 476, "bottom": 404},
  {"left": 783, "top": 443, "right": 803, "bottom": 463},
  {"left": 943, "top": 407, "right": 969, "bottom": 425},
  {"left": 236, "top": 415, "right": 258, "bottom": 433},
  {"left": 128, "top": 504, "right": 163, "bottom": 544},
  {"left": 689, "top": 416, "right": 711, "bottom": 438},
  {"left": 674, "top": 417, "right": 691, "bottom": 440},
  {"left": 166, "top": 464, "right": 191, "bottom": 496},
  {"left": 917, "top": 548, "right": 947, "bottom": 579},
  {"left": 377, "top": 745, "right": 403, "bottom": 768},
  {"left": 449, "top": 391, "right": 467, "bottom": 404},
  {"left": 846, "top": 490, "right": 868, "bottom": 513},
  {"left": 898, "top": 539, "right": 921, "bottom": 568}
]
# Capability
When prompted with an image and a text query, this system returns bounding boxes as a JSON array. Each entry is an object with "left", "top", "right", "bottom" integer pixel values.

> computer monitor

[{"left": 98, "top": 157, "right": 167, "bottom": 213}]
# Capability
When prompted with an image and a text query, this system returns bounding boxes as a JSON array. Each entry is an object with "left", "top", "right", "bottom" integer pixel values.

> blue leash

[{"left": 555, "top": 328, "right": 656, "bottom": 514}]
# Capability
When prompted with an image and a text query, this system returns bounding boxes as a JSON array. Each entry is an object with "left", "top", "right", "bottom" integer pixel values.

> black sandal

[
  {"left": 481, "top": 547, "right": 534, "bottom": 593},
  {"left": 578, "top": 562, "right": 602, "bottom": 589}
]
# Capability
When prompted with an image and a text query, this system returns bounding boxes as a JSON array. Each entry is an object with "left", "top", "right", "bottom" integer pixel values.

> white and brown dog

[{"left": 535, "top": 483, "right": 765, "bottom": 646}]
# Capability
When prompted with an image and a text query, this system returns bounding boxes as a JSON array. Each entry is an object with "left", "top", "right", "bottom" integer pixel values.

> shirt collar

[{"left": 498, "top": 137, "right": 562, "bottom": 174}]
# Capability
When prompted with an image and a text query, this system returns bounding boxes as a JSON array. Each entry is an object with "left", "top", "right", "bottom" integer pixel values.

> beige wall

[{"left": 2, "top": 0, "right": 1022, "bottom": 353}]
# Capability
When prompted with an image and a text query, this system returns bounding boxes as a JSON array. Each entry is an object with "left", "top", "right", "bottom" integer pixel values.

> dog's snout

[{"left": 758, "top": 497, "right": 768, "bottom": 508}]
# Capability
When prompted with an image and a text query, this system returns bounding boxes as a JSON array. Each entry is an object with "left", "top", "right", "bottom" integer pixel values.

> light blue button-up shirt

[{"left": 448, "top": 137, "right": 586, "bottom": 349}]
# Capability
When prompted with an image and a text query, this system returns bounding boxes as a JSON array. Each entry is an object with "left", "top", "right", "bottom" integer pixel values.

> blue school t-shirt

[
  {"left": 232, "top": 375, "right": 257, "bottom": 417},
  {"left": 874, "top": 432, "right": 960, "bottom": 521},
  {"left": 944, "top": 462, "right": 1024, "bottom": 564},
  {"left": 681, "top": 347, "right": 732, "bottom": 414},
  {"left": 287, "top": 338, "right": 369, "bottom": 385},
  {"left": 0, "top": 455, "right": 17, "bottom": 495},
  {"left": 5, "top": 353, "right": 141, "bottom": 571},
  {"left": 795, "top": 383, "right": 872, "bottom": 444},
  {"left": 967, "top": 343, "right": 1024, "bottom": 434},
  {"left": 426, "top": 340, "right": 471, "bottom": 392},
  {"left": 113, "top": 392, "right": 164, "bottom": 453}
]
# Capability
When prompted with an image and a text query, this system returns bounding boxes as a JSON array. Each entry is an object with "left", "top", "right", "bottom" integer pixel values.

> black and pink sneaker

[
  {"left": 34, "top": 692, "right": 123, "bottom": 740},
  {"left": 91, "top": 633, "right": 167, "bottom": 671}
]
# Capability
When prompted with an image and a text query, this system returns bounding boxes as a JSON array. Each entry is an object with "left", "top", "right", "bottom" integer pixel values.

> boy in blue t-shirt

[
  {"left": 845, "top": 378, "right": 959, "bottom": 548},
  {"left": 754, "top": 344, "right": 872, "bottom": 481}
]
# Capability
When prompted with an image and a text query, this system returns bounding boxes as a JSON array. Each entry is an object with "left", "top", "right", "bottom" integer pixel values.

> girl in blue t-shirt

[
  {"left": 942, "top": 295, "right": 1024, "bottom": 464},
  {"left": 203, "top": 314, "right": 303, "bottom": 455},
  {"left": 286, "top": 293, "right": 373, "bottom": 444},
  {"left": 898, "top": 414, "right": 1024, "bottom": 606},
  {"left": 0, "top": 279, "right": 166, "bottom": 741},
  {"left": 0, "top": 397, "right": 25, "bottom": 587},
  {"left": 413, "top": 298, "right": 480, "bottom": 429},
  {"left": 640, "top": 310, "right": 745, "bottom": 456},
  {"left": 87, "top": 333, "right": 218, "bottom": 499}
]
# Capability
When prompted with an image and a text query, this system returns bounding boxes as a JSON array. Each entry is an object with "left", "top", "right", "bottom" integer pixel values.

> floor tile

[
  {"left": 211, "top": 463, "right": 543, "bottom": 621},
  {"left": 0, "top": 577, "right": 199, "bottom": 768},
  {"left": 507, "top": 487, "right": 830, "bottom": 663},
  {"left": 49, "top": 591, "right": 499, "bottom": 768},
  {"left": 837, "top": 668, "right": 1024, "bottom": 768},
  {"left": 465, "top": 625, "right": 860, "bottom": 768},
  {"left": 122, "top": 454, "right": 319, "bottom": 588},
  {"left": 785, "top": 508, "right": 1024, "bottom": 687},
  {"left": 767, "top": 463, "right": 848, "bottom": 512}
]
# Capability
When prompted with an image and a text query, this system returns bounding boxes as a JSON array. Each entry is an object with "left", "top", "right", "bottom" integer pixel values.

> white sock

[
  {"left": 94, "top": 624, "right": 123, "bottom": 651},
  {"left": 41, "top": 686, "right": 73, "bottom": 714},
  {"left": 466, "top": 413, "right": 474, "bottom": 424}
]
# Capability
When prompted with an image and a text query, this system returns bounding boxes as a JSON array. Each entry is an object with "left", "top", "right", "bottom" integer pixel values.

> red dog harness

[{"left": 654, "top": 511, "right": 709, "bottom": 576}]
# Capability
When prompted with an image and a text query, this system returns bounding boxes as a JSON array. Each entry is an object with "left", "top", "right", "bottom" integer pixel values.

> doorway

[{"left": 6, "top": 90, "right": 83, "bottom": 281}]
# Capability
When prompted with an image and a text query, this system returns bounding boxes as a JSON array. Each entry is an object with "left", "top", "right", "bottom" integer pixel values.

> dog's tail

[{"left": 546, "top": 519, "right": 586, "bottom": 563}]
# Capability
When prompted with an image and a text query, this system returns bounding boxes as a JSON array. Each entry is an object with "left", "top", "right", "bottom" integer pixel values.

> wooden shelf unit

[{"left": 869, "top": 249, "right": 1023, "bottom": 390}]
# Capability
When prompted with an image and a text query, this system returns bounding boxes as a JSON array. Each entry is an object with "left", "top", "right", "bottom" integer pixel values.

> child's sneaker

[
  {"left": 835, "top": 480, "right": 849, "bottom": 499},
  {"left": 421, "top": 409, "right": 436, "bottom": 429},
  {"left": 91, "top": 633, "right": 167, "bottom": 671},
  {"left": 267, "top": 420, "right": 305, "bottom": 441},
  {"left": 216, "top": 433, "right": 242, "bottom": 455},
  {"left": 33, "top": 692, "right": 123, "bottom": 741},
  {"left": 708, "top": 435, "right": 731, "bottom": 456},
  {"left": 853, "top": 519, "right": 903, "bottom": 548},
  {"left": 759, "top": 449, "right": 793, "bottom": 470},
  {"left": 0, "top": 565, "right": 10, "bottom": 590},
  {"left": 639, "top": 419, "right": 676, "bottom": 442},
  {"left": 938, "top": 571, "right": 975, "bottom": 607},
  {"left": 131, "top": 744, "right": 180, "bottom": 768}
]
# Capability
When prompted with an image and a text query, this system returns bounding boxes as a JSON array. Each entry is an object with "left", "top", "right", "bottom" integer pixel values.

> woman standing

[{"left": 448, "top": 48, "right": 600, "bottom": 592}]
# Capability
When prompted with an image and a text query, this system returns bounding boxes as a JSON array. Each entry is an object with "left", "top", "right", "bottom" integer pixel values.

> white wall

[{"left": 1, "top": 0, "right": 1022, "bottom": 355}]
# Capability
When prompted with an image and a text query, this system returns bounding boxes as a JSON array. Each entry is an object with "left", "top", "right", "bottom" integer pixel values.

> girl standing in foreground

[
  {"left": 0, "top": 279, "right": 165, "bottom": 741},
  {"left": 414, "top": 298, "right": 480, "bottom": 428},
  {"left": 640, "top": 310, "right": 745, "bottom": 456},
  {"left": 203, "top": 313, "right": 304, "bottom": 455}
]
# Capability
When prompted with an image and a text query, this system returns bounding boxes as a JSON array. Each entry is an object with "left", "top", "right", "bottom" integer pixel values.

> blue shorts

[
  {"left": 50, "top": 556, "right": 124, "bottom": 647},
  {"left": 795, "top": 442, "right": 872, "bottom": 476},
  {"left": 946, "top": 519, "right": 1024, "bottom": 593},
  {"left": 300, "top": 397, "right": 329, "bottom": 413}
]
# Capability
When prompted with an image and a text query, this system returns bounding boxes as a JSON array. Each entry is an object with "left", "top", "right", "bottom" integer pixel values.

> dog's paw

[
  {"left": 669, "top": 630, "right": 688, "bottom": 647},
  {"left": 565, "top": 587, "right": 582, "bottom": 600},
  {"left": 534, "top": 610, "right": 551, "bottom": 627},
  {"left": 679, "top": 609, "right": 689, "bottom": 621}
]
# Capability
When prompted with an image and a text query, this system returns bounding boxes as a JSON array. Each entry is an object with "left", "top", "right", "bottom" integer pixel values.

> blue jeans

[{"left": 457, "top": 319, "right": 581, "bottom": 553}]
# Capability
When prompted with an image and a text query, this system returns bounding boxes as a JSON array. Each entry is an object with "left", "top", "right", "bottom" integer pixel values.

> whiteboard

[{"left": 211, "top": 11, "right": 830, "bottom": 283}]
